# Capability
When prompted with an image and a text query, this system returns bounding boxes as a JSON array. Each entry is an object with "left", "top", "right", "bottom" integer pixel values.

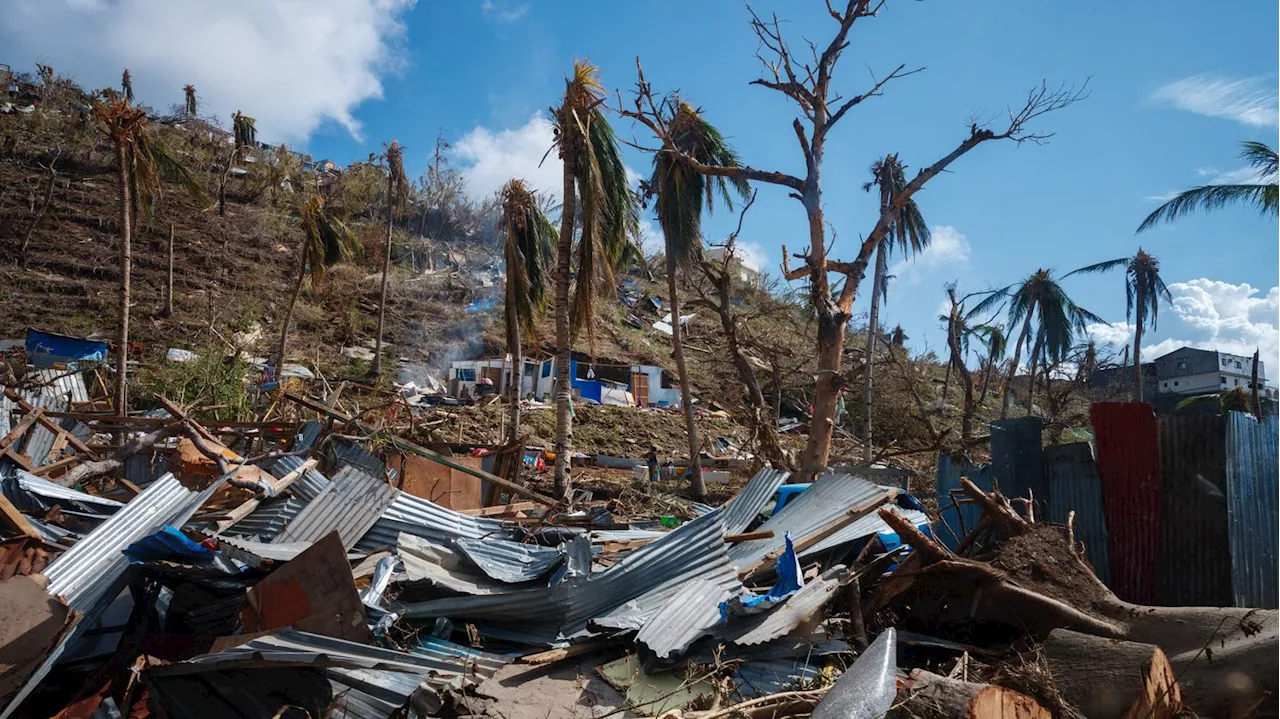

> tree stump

[{"left": 1044, "top": 629, "right": 1181, "bottom": 719}]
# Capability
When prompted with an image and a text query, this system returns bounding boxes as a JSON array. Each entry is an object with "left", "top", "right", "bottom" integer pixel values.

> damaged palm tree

[
  {"left": 218, "top": 111, "right": 256, "bottom": 216},
  {"left": 370, "top": 140, "right": 410, "bottom": 378},
  {"left": 649, "top": 101, "right": 750, "bottom": 499},
  {"left": 548, "top": 60, "right": 638, "bottom": 500},
  {"left": 500, "top": 179, "right": 556, "bottom": 449},
  {"left": 274, "top": 195, "right": 362, "bottom": 378},
  {"left": 183, "top": 84, "right": 197, "bottom": 117}
]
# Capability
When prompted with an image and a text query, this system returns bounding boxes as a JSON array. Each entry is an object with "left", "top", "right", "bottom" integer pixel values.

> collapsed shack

[{"left": 0, "top": 371, "right": 1275, "bottom": 718}]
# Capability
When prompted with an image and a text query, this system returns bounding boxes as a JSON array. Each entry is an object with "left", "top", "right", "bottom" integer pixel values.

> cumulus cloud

[
  {"left": 454, "top": 113, "right": 562, "bottom": 202},
  {"left": 481, "top": 0, "right": 529, "bottom": 24},
  {"left": 888, "top": 225, "right": 971, "bottom": 285},
  {"left": 1084, "top": 278, "right": 1279, "bottom": 376},
  {"left": 0, "top": 0, "right": 414, "bottom": 143},
  {"left": 733, "top": 241, "right": 770, "bottom": 274},
  {"left": 1151, "top": 74, "right": 1279, "bottom": 127}
]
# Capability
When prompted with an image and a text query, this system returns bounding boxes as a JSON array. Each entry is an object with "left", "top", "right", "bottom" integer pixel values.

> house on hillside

[
  {"left": 1091, "top": 346, "right": 1277, "bottom": 412},
  {"left": 704, "top": 246, "right": 761, "bottom": 287},
  {"left": 449, "top": 353, "right": 683, "bottom": 407}
]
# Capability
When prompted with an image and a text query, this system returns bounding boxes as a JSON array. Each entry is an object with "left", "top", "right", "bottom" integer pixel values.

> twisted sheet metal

[
  {"left": 726, "top": 473, "right": 896, "bottom": 572},
  {"left": 720, "top": 468, "right": 790, "bottom": 536},
  {"left": 633, "top": 578, "right": 726, "bottom": 658},
  {"left": 1091, "top": 403, "right": 1162, "bottom": 604},
  {"left": 268, "top": 454, "right": 330, "bottom": 503},
  {"left": 454, "top": 536, "right": 565, "bottom": 583},
  {"left": 724, "top": 566, "right": 849, "bottom": 646},
  {"left": 328, "top": 437, "right": 386, "bottom": 479},
  {"left": 355, "top": 491, "right": 516, "bottom": 551},
  {"left": 271, "top": 466, "right": 398, "bottom": 550},
  {"left": 1225, "top": 412, "right": 1279, "bottom": 609},
  {"left": 1044, "top": 442, "right": 1111, "bottom": 589},
  {"left": 5, "top": 468, "right": 124, "bottom": 513},
  {"left": 223, "top": 497, "right": 305, "bottom": 542}
]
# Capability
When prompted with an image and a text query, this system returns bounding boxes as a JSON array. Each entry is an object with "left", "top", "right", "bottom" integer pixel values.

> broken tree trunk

[
  {"left": 53, "top": 423, "right": 181, "bottom": 487},
  {"left": 1043, "top": 629, "right": 1181, "bottom": 719},
  {"left": 892, "top": 669, "right": 1051, "bottom": 719}
]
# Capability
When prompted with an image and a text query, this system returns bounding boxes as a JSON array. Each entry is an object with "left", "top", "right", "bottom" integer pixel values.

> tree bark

[
  {"left": 54, "top": 423, "right": 182, "bottom": 487},
  {"left": 1133, "top": 281, "right": 1146, "bottom": 402},
  {"left": 1025, "top": 330, "right": 1043, "bottom": 414},
  {"left": 113, "top": 140, "right": 132, "bottom": 415},
  {"left": 505, "top": 248, "right": 522, "bottom": 449},
  {"left": 275, "top": 243, "right": 308, "bottom": 378},
  {"left": 946, "top": 316, "right": 977, "bottom": 445},
  {"left": 164, "top": 222, "right": 175, "bottom": 317},
  {"left": 371, "top": 171, "right": 394, "bottom": 378},
  {"left": 1044, "top": 629, "right": 1182, "bottom": 719},
  {"left": 218, "top": 146, "right": 236, "bottom": 217},
  {"left": 862, "top": 240, "right": 886, "bottom": 463},
  {"left": 668, "top": 260, "right": 704, "bottom": 499},
  {"left": 552, "top": 150, "right": 577, "bottom": 501},
  {"left": 892, "top": 669, "right": 1051, "bottom": 719},
  {"left": 977, "top": 357, "right": 996, "bottom": 407},
  {"left": 1001, "top": 311, "right": 1035, "bottom": 419}
]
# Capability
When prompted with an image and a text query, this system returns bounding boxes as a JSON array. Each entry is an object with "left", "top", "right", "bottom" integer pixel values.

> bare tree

[
  {"left": 621, "top": 2, "right": 1085, "bottom": 477},
  {"left": 19, "top": 152, "right": 59, "bottom": 268}
]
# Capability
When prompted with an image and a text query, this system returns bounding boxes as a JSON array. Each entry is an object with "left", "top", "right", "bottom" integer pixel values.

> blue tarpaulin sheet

[
  {"left": 125, "top": 526, "right": 218, "bottom": 564},
  {"left": 26, "top": 329, "right": 108, "bottom": 368}
]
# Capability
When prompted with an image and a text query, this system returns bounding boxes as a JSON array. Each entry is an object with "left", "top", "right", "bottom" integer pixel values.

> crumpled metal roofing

[
  {"left": 355, "top": 490, "right": 516, "bottom": 551},
  {"left": 18, "top": 369, "right": 89, "bottom": 467},
  {"left": 272, "top": 466, "right": 398, "bottom": 550},
  {"left": 222, "top": 496, "right": 304, "bottom": 542},
  {"left": 398, "top": 533, "right": 531, "bottom": 596},
  {"left": 727, "top": 473, "right": 898, "bottom": 572},
  {"left": 720, "top": 467, "right": 790, "bottom": 535},
  {"left": 633, "top": 577, "right": 726, "bottom": 658},
  {"left": 2, "top": 473, "right": 224, "bottom": 719},
  {"left": 268, "top": 454, "right": 330, "bottom": 503},
  {"left": 399, "top": 510, "right": 741, "bottom": 649},
  {"left": 4, "top": 467, "right": 124, "bottom": 514},
  {"left": 328, "top": 437, "right": 386, "bottom": 479},
  {"left": 724, "top": 565, "right": 849, "bottom": 646},
  {"left": 454, "top": 536, "right": 566, "bottom": 583},
  {"left": 212, "top": 533, "right": 314, "bottom": 562},
  {"left": 294, "top": 419, "right": 324, "bottom": 452}
]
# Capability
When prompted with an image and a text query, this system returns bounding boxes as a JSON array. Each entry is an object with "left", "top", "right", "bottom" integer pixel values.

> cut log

[
  {"left": 893, "top": 669, "right": 1051, "bottom": 719},
  {"left": 1044, "top": 629, "right": 1181, "bottom": 719}
]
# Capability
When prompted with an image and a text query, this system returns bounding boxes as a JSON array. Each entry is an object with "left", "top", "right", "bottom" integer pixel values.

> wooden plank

[
  {"left": 1, "top": 448, "right": 35, "bottom": 471},
  {"left": 27, "top": 455, "right": 81, "bottom": 478},
  {"left": 284, "top": 391, "right": 558, "bottom": 507},
  {"left": 724, "top": 530, "right": 775, "bottom": 543},
  {"left": 460, "top": 501, "right": 540, "bottom": 517},
  {"left": 215, "top": 458, "right": 318, "bottom": 533},
  {"left": 0, "top": 408, "right": 43, "bottom": 451},
  {"left": 739, "top": 489, "right": 897, "bottom": 579},
  {"left": 43, "top": 433, "right": 70, "bottom": 465},
  {"left": 0, "top": 493, "right": 42, "bottom": 540},
  {"left": 32, "top": 414, "right": 97, "bottom": 459}
]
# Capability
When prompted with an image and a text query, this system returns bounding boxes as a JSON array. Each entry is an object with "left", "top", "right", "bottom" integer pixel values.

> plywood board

[{"left": 394, "top": 452, "right": 483, "bottom": 511}]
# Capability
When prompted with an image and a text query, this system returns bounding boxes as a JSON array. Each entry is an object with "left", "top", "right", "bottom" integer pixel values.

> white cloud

[
  {"left": 733, "top": 241, "right": 769, "bottom": 274},
  {"left": 480, "top": 0, "right": 528, "bottom": 24},
  {"left": 1086, "top": 278, "right": 1280, "bottom": 377},
  {"left": 1151, "top": 74, "right": 1279, "bottom": 127},
  {"left": 1144, "top": 190, "right": 1179, "bottom": 203},
  {"left": 637, "top": 219, "right": 662, "bottom": 256},
  {"left": 888, "top": 225, "right": 971, "bottom": 286},
  {"left": 0, "top": 0, "right": 414, "bottom": 143},
  {"left": 453, "top": 113, "right": 562, "bottom": 202}
]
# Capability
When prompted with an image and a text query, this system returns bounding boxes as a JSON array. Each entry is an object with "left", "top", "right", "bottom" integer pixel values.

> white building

[
  {"left": 1153, "top": 347, "right": 1276, "bottom": 400},
  {"left": 704, "top": 247, "right": 761, "bottom": 287},
  {"left": 450, "top": 355, "right": 683, "bottom": 407}
]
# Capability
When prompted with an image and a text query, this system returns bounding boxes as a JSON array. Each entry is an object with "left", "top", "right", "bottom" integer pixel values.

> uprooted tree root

[{"left": 871, "top": 479, "right": 1278, "bottom": 718}]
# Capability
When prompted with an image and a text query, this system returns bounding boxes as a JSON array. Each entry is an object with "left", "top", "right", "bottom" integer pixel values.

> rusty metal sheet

[
  {"left": 935, "top": 454, "right": 993, "bottom": 551},
  {"left": 1090, "top": 403, "right": 1162, "bottom": 604},
  {"left": 990, "top": 417, "right": 1047, "bottom": 518},
  {"left": 1225, "top": 412, "right": 1279, "bottom": 609},
  {"left": 1157, "top": 414, "right": 1231, "bottom": 607},
  {"left": 243, "top": 531, "right": 373, "bottom": 644},
  {"left": 1044, "top": 442, "right": 1111, "bottom": 588}
]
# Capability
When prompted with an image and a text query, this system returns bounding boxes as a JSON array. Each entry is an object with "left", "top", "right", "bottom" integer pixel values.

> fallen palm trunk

[
  {"left": 1043, "top": 629, "right": 1181, "bottom": 719},
  {"left": 892, "top": 669, "right": 1051, "bottom": 719},
  {"left": 871, "top": 480, "right": 1278, "bottom": 718}
]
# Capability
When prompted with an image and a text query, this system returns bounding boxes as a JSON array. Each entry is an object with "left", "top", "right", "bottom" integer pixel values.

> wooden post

[{"left": 165, "top": 221, "right": 175, "bottom": 316}]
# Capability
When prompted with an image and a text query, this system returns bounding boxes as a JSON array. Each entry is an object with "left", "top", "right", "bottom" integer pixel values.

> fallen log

[
  {"left": 52, "top": 423, "right": 181, "bottom": 487},
  {"left": 1043, "top": 629, "right": 1181, "bottom": 719},
  {"left": 892, "top": 669, "right": 1051, "bottom": 719}
]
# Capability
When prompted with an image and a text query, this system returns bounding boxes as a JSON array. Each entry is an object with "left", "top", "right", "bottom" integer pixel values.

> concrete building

[
  {"left": 450, "top": 354, "right": 682, "bottom": 407},
  {"left": 1153, "top": 347, "right": 1273, "bottom": 400},
  {"left": 704, "top": 247, "right": 761, "bottom": 287}
]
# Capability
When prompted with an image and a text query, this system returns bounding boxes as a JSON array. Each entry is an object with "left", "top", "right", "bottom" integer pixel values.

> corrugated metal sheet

[
  {"left": 733, "top": 656, "right": 826, "bottom": 699},
  {"left": 294, "top": 419, "right": 324, "bottom": 452},
  {"left": 989, "top": 417, "right": 1046, "bottom": 516},
  {"left": 355, "top": 490, "right": 517, "bottom": 551},
  {"left": 634, "top": 577, "right": 726, "bottom": 658},
  {"left": 726, "top": 566, "right": 848, "bottom": 646},
  {"left": 5, "top": 468, "right": 124, "bottom": 513},
  {"left": 19, "top": 370, "right": 88, "bottom": 467},
  {"left": 1090, "top": 402, "right": 1162, "bottom": 604},
  {"left": 328, "top": 437, "right": 385, "bottom": 479},
  {"left": 268, "top": 454, "right": 330, "bottom": 502},
  {"left": 2, "top": 473, "right": 224, "bottom": 719},
  {"left": 935, "top": 454, "right": 994, "bottom": 550},
  {"left": 213, "top": 533, "right": 313, "bottom": 562},
  {"left": 124, "top": 452, "right": 171, "bottom": 488},
  {"left": 454, "top": 536, "right": 565, "bottom": 583},
  {"left": 721, "top": 468, "right": 790, "bottom": 536},
  {"left": 271, "top": 466, "right": 398, "bottom": 550},
  {"left": 223, "top": 496, "right": 304, "bottom": 542},
  {"left": 727, "top": 474, "right": 895, "bottom": 572},
  {"left": 1157, "top": 414, "right": 1231, "bottom": 607},
  {"left": 1225, "top": 412, "right": 1279, "bottom": 609},
  {"left": 1044, "top": 443, "right": 1111, "bottom": 588}
]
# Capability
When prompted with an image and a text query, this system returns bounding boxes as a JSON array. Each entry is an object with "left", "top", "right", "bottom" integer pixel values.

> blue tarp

[
  {"left": 723, "top": 534, "right": 804, "bottom": 618},
  {"left": 125, "top": 525, "right": 217, "bottom": 564},
  {"left": 464, "top": 297, "right": 500, "bottom": 313},
  {"left": 26, "top": 329, "right": 108, "bottom": 368}
]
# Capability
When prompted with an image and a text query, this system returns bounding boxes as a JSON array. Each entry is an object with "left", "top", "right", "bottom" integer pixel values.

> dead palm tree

[
  {"left": 93, "top": 90, "right": 206, "bottom": 413},
  {"left": 183, "top": 84, "right": 197, "bottom": 117},
  {"left": 501, "top": 179, "right": 556, "bottom": 446},
  {"left": 649, "top": 101, "right": 749, "bottom": 498},
  {"left": 973, "top": 324, "right": 1007, "bottom": 407},
  {"left": 370, "top": 140, "right": 409, "bottom": 378},
  {"left": 971, "top": 269, "right": 1104, "bottom": 418},
  {"left": 218, "top": 111, "right": 256, "bottom": 216},
  {"left": 275, "top": 195, "right": 362, "bottom": 377},
  {"left": 1065, "top": 249, "right": 1172, "bottom": 401},
  {"left": 548, "top": 59, "right": 638, "bottom": 499},
  {"left": 860, "top": 154, "right": 929, "bottom": 462},
  {"left": 1139, "top": 141, "right": 1278, "bottom": 232},
  {"left": 121, "top": 69, "right": 134, "bottom": 103}
]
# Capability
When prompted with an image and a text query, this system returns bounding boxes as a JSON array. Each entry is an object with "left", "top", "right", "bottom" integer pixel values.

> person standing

[{"left": 645, "top": 445, "right": 660, "bottom": 483}]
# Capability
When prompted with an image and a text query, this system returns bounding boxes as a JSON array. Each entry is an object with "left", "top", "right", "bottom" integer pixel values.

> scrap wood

[
  {"left": 0, "top": 493, "right": 42, "bottom": 540},
  {"left": 283, "top": 390, "right": 559, "bottom": 507},
  {"left": 26, "top": 455, "right": 80, "bottom": 478},
  {"left": 0, "top": 407, "right": 43, "bottom": 452},
  {"left": 211, "top": 458, "right": 318, "bottom": 533},
  {"left": 894, "top": 669, "right": 1052, "bottom": 719},
  {"left": 52, "top": 422, "right": 182, "bottom": 488},
  {"left": 518, "top": 636, "right": 625, "bottom": 665},
  {"left": 460, "top": 501, "right": 539, "bottom": 517},
  {"left": 3, "top": 389, "right": 99, "bottom": 460},
  {"left": 1043, "top": 629, "right": 1181, "bottom": 719}
]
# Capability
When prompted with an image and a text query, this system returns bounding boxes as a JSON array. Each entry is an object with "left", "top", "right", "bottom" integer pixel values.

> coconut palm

[
  {"left": 275, "top": 195, "right": 361, "bottom": 378},
  {"left": 93, "top": 90, "right": 206, "bottom": 413},
  {"left": 650, "top": 101, "right": 749, "bottom": 498},
  {"left": 500, "top": 179, "right": 557, "bottom": 446},
  {"left": 860, "top": 154, "right": 929, "bottom": 461},
  {"left": 370, "top": 140, "right": 409, "bottom": 378},
  {"left": 890, "top": 325, "right": 908, "bottom": 347},
  {"left": 548, "top": 60, "right": 638, "bottom": 499},
  {"left": 183, "top": 84, "right": 197, "bottom": 117},
  {"left": 971, "top": 269, "right": 1104, "bottom": 418},
  {"left": 1065, "top": 249, "right": 1172, "bottom": 401},
  {"left": 218, "top": 111, "right": 256, "bottom": 216},
  {"left": 973, "top": 324, "right": 1007, "bottom": 407},
  {"left": 121, "top": 69, "right": 133, "bottom": 103},
  {"left": 1138, "top": 141, "right": 1279, "bottom": 232}
]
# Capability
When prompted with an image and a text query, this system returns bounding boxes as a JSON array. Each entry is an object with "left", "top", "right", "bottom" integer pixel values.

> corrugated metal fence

[
  {"left": 934, "top": 454, "right": 993, "bottom": 550},
  {"left": 1225, "top": 412, "right": 1279, "bottom": 609},
  {"left": 1157, "top": 414, "right": 1231, "bottom": 607},
  {"left": 990, "top": 418, "right": 1047, "bottom": 519},
  {"left": 1044, "top": 442, "right": 1110, "bottom": 588},
  {"left": 1090, "top": 403, "right": 1163, "bottom": 604}
]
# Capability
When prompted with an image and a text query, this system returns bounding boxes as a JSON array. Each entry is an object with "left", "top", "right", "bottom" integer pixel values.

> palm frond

[
  {"left": 385, "top": 140, "right": 410, "bottom": 218},
  {"left": 502, "top": 179, "right": 556, "bottom": 337},
  {"left": 1241, "top": 140, "right": 1278, "bottom": 178},
  {"left": 299, "top": 195, "right": 360, "bottom": 286},
  {"left": 1138, "top": 183, "right": 1278, "bottom": 232},
  {"left": 1063, "top": 257, "right": 1128, "bottom": 278},
  {"left": 137, "top": 131, "right": 211, "bottom": 213},
  {"left": 966, "top": 286, "right": 1013, "bottom": 321}
]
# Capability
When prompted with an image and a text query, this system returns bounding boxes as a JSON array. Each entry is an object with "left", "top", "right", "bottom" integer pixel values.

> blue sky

[{"left": 3, "top": 0, "right": 1277, "bottom": 371}]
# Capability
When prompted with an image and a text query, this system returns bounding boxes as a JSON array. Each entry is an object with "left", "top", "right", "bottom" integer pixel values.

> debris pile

[{"left": 0, "top": 364, "right": 1276, "bottom": 718}]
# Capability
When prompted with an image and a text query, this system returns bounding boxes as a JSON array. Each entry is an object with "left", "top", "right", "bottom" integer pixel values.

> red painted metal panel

[{"left": 1090, "top": 403, "right": 1162, "bottom": 604}]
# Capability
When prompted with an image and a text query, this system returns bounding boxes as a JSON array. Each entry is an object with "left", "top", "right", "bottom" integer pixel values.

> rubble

[{"left": 0, "top": 359, "right": 1275, "bottom": 718}]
